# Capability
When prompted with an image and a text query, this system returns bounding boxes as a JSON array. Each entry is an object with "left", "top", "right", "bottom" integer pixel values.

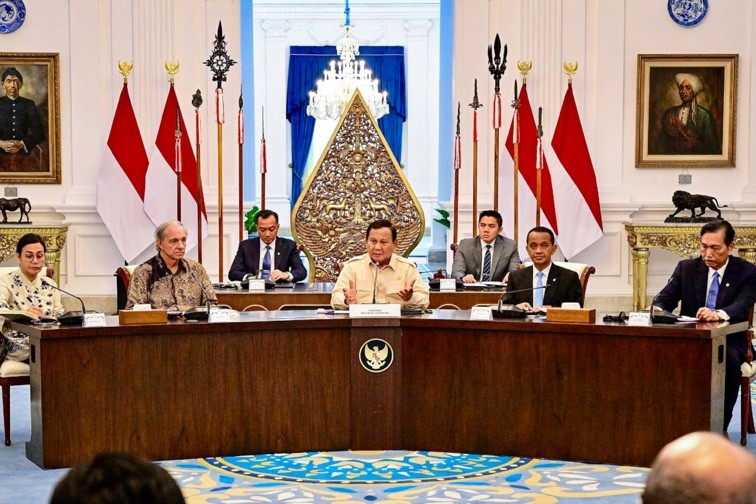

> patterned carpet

[{"left": 163, "top": 450, "right": 647, "bottom": 503}]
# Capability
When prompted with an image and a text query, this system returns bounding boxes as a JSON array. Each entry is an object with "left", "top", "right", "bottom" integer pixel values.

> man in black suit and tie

[
  {"left": 655, "top": 220, "right": 756, "bottom": 430},
  {"left": 451, "top": 210, "right": 520, "bottom": 283},
  {"left": 503, "top": 226, "right": 583, "bottom": 309},
  {"left": 228, "top": 209, "right": 307, "bottom": 282}
]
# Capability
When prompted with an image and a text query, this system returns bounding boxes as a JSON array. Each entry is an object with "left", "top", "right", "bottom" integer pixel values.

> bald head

[{"left": 642, "top": 432, "right": 756, "bottom": 504}]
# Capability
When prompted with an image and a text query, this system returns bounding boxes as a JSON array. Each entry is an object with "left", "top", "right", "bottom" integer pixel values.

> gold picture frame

[
  {"left": 635, "top": 54, "right": 737, "bottom": 168},
  {"left": 0, "top": 52, "right": 60, "bottom": 183}
]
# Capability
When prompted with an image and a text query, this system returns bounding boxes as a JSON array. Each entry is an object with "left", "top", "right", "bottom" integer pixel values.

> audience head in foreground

[
  {"left": 227, "top": 209, "right": 307, "bottom": 282},
  {"left": 451, "top": 209, "right": 521, "bottom": 283},
  {"left": 50, "top": 451, "right": 185, "bottom": 504},
  {"left": 642, "top": 431, "right": 756, "bottom": 504},
  {"left": 330, "top": 219, "right": 429, "bottom": 309},
  {"left": 125, "top": 220, "right": 217, "bottom": 311}
]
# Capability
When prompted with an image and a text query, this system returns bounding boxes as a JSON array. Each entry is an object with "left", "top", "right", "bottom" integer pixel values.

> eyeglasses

[{"left": 22, "top": 253, "right": 45, "bottom": 263}]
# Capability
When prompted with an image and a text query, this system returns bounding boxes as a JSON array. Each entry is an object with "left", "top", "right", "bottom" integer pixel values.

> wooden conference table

[
  {"left": 215, "top": 282, "right": 504, "bottom": 310},
  {"left": 16, "top": 312, "right": 739, "bottom": 469}
]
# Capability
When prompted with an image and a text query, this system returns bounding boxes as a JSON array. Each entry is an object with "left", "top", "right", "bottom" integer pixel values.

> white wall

[{"left": 454, "top": 0, "right": 756, "bottom": 304}]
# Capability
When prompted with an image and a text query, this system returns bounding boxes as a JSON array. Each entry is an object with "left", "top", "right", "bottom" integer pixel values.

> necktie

[
  {"left": 706, "top": 271, "right": 719, "bottom": 310},
  {"left": 262, "top": 245, "right": 271, "bottom": 279},
  {"left": 534, "top": 271, "right": 544, "bottom": 307},
  {"left": 481, "top": 245, "right": 492, "bottom": 281}
]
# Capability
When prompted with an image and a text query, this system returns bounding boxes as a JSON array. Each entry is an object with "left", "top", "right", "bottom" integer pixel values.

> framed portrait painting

[
  {"left": 636, "top": 54, "right": 737, "bottom": 168},
  {"left": 0, "top": 52, "right": 60, "bottom": 183}
]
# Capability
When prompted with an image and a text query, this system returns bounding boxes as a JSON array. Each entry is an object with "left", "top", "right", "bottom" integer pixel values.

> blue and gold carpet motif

[{"left": 163, "top": 450, "right": 647, "bottom": 503}]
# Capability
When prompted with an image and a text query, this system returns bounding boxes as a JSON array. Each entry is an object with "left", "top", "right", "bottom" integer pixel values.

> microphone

[
  {"left": 184, "top": 271, "right": 215, "bottom": 321},
  {"left": 497, "top": 282, "right": 553, "bottom": 311},
  {"left": 372, "top": 260, "right": 380, "bottom": 304},
  {"left": 40, "top": 279, "right": 86, "bottom": 325},
  {"left": 649, "top": 276, "right": 678, "bottom": 324}
]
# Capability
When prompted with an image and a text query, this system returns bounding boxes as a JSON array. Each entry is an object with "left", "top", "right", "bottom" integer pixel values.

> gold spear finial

[
  {"left": 165, "top": 61, "right": 180, "bottom": 83},
  {"left": 517, "top": 61, "right": 532, "bottom": 83},
  {"left": 117, "top": 61, "right": 133, "bottom": 84},
  {"left": 563, "top": 61, "right": 578, "bottom": 83}
]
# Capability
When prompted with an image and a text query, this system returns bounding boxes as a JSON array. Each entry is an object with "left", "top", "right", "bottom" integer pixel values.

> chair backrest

[
  {"left": 521, "top": 261, "right": 595, "bottom": 306},
  {"left": 115, "top": 265, "right": 140, "bottom": 311},
  {"left": 242, "top": 304, "right": 269, "bottom": 311}
]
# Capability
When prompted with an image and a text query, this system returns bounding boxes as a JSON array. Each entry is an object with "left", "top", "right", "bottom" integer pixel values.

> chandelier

[{"left": 306, "top": 1, "right": 389, "bottom": 121}]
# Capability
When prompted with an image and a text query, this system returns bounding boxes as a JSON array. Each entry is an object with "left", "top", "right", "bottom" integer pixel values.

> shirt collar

[
  {"left": 532, "top": 262, "right": 552, "bottom": 283},
  {"left": 708, "top": 258, "right": 729, "bottom": 279}
]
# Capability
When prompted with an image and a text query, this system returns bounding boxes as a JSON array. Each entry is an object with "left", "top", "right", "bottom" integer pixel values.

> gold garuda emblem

[{"left": 292, "top": 89, "right": 424, "bottom": 282}]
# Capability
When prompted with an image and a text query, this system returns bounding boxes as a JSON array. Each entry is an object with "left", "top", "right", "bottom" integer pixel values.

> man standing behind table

[
  {"left": 331, "top": 219, "right": 429, "bottom": 309},
  {"left": 228, "top": 209, "right": 307, "bottom": 282},
  {"left": 451, "top": 210, "right": 520, "bottom": 283},
  {"left": 654, "top": 219, "right": 756, "bottom": 431},
  {"left": 503, "top": 226, "right": 583, "bottom": 310}
]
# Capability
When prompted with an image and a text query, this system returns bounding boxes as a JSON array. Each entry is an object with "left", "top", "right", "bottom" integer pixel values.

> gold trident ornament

[
  {"left": 563, "top": 61, "right": 579, "bottom": 83},
  {"left": 117, "top": 61, "right": 133, "bottom": 83}
]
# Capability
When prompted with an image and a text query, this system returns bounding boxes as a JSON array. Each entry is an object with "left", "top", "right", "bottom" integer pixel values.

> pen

[{"left": 316, "top": 308, "right": 335, "bottom": 315}]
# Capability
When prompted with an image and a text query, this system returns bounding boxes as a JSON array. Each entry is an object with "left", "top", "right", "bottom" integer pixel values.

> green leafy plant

[
  {"left": 433, "top": 208, "right": 450, "bottom": 229},
  {"left": 244, "top": 205, "right": 261, "bottom": 234}
]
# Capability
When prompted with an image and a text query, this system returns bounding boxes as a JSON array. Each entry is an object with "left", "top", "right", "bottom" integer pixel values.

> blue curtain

[{"left": 286, "top": 46, "right": 406, "bottom": 208}]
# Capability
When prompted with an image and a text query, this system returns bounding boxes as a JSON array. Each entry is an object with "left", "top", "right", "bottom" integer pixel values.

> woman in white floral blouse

[{"left": 0, "top": 233, "right": 64, "bottom": 364}]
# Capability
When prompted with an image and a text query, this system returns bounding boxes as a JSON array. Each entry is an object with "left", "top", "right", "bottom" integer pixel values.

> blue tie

[
  {"left": 481, "top": 245, "right": 492, "bottom": 281},
  {"left": 534, "top": 271, "right": 544, "bottom": 307},
  {"left": 706, "top": 271, "right": 719, "bottom": 309},
  {"left": 262, "top": 245, "right": 271, "bottom": 279}
]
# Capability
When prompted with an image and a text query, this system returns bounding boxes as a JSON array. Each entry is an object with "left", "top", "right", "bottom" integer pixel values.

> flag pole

[
  {"left": 165, "top": 62, "right": 182, "bottom": 222},
  {"left": 536, "top": 106, "right": 543, "bottom": 226},
  {"left": 487, "top": 34, "right": 507, "bottom": 212},
  {"left": 260, "top": 107, "right": 267, "bottom": 209},
  {"left": 452, "top": 102, "right": 461, "bottom": 254},
  {"left": 238, "top": 89, "right": 244, "bottom": 243},
  {"left": 204, "top": 21, "right": 236, "bottom": 281},
  {"left": 469, "top": 79, "right": 482, "bottom": 237},
  {"left": 511, "top": 80, "right": 521, "bottom": 242},
  {"left": 192, "top": 90, "right": 204, "bottom": 263}
]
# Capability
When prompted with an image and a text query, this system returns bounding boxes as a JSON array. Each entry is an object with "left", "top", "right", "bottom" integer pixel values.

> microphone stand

[
  {"left": 372, "top": 261, "right": 380, "bottom": 304},
  {"left": 497, "top": 283, "right": 552, "bottom": 312},
  {"left": 41, "top": 280, "right": 86, "bottom": 325}
]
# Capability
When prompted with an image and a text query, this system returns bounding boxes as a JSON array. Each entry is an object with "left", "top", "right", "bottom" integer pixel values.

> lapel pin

[{"left": 725, "top": 283, "right": 730, "bottom": 287}]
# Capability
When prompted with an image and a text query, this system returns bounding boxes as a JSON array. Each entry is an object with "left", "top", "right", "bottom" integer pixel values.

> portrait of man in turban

[{"left": 651, "top": 72, "right": 721, "bottom": 155}]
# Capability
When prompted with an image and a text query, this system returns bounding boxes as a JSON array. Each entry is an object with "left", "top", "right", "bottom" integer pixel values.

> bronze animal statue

[
  {"left": 0, "top": 197, "right": 31, "bottom": 223},
  {"left": 667, "top": 190, "right": 727, "bottom": 220}
]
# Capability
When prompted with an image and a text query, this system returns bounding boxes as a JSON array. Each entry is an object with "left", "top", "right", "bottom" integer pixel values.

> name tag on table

[
  {"left": 470, "top": 306, "right": 493, "bottom": 320},
  {"left": 209, "top": 309, "right": 232, "bottom": 323},
  {"left": 83, "top": 312, "right": 106, "bottom": 327},
  {"left": 248, "top": 279, "right": 266, "bottom": 292},
  {"left": 439, "top": 278, "right": 456, "bottom": 291},
  {"left": 349, "top": 304, "right": 401, "bottom": 318},
  {"left": 627, "top": 312, "right": 651, "bottom": 326}
]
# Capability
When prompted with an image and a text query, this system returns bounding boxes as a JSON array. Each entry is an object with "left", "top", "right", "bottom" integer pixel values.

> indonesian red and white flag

[
  {"left": 548, "top": 82, "right": 603, "bottom": 258},
  {"left": 144, "top": 84, "right": 208, "bottom": 251},
  {"left": 500, "top": 82, "right": 559, "bottom": 253},
  {"left": 96, "top": 83, "right": 155, "bottom": 262}
]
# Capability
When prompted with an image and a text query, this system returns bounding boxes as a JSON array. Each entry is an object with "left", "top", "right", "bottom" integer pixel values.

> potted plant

[{"left": 244, "top": 205, "right": 261, "bottom": 237}]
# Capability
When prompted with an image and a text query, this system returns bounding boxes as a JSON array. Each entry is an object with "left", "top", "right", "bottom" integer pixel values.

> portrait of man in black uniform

[{"left": 0, "top": 66, "right": 46, "bottom": 172}]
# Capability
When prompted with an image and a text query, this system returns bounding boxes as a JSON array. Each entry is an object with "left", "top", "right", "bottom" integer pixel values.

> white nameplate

[
  {"left": 627, "top": 312, "right": 651, "bottom": 326},
  {"left": 439, "top": 278, "right": 456, "bottom": 291},
  {"left": 248, "top": 279, "right": 266, "bottom": 292},
  {"left": 132, "top": 303, "right": 152, "bottom": 311},
  {"left": 470, "top": 306, "right": 493, "bottom": 320},
  {"left": 83, "top": 312, "right": 107, "bottom": 328},
  {"left": 209, "top": 309, "right": 232, "bottom": 323},
  {"left": 349, "top": 304, "right": 401, "bottom": 318}
]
